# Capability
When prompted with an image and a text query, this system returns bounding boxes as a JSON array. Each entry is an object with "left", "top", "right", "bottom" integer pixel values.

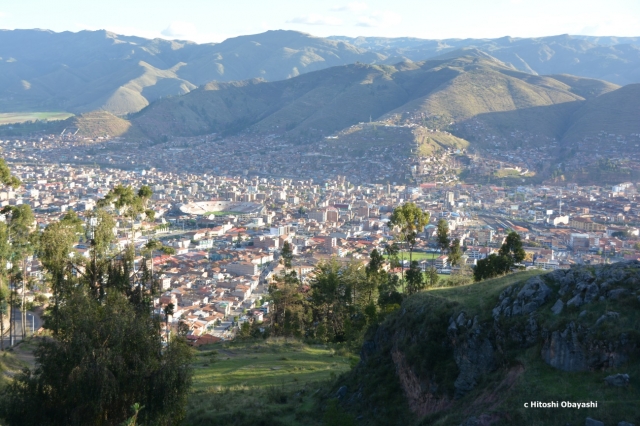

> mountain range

[
  {"left": 129, "top": 53, "right": 639, "bottom": 152},
  {"left": 2, "top": 29, "right": 640, "bottom": 115}
]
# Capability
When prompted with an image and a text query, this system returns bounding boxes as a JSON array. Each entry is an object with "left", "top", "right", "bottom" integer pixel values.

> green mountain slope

[
  {"left": 130, "top": 54, "right": 628, "bottom": 150},
  {"left": 563, "top": 83, "right": 640, "bottom": 143},
  {"left": 340, "top": 263, "right": 640, "bottom": 426}
]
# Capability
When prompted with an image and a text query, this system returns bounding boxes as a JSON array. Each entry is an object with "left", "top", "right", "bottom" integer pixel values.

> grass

[
  {"left": 0, "top": 112, "right": 73, "bottom": 125},
  {"left": 350, "top": 267, "right": 640, "bottom": 426},
  {"left": 385, "top": 251, "right": 440, "bottom": 262},
  {"left": 186, "top": 337, "right": 354, "bottom": 426}
]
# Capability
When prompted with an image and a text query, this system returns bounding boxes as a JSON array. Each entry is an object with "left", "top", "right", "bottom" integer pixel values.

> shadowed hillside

[{"left": 337, "top": 263, "right": 640, "bottom": 426}]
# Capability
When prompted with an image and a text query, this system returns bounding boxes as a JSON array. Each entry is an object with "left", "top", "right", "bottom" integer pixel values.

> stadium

[{"left": 176, "top": 200, "right": 265, "bottom": 219}]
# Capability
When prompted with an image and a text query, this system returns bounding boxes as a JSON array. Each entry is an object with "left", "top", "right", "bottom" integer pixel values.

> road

[{"left": 1, "top": 308, "right": 43, "bottom": 349}]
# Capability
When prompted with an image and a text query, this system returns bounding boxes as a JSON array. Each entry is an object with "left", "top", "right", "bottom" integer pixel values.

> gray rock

[
  {"left": 583, "top": 283, "right": 600, "bottom": 303},
  {"left": 551, "top": 299, "right": 564, "bottom": 315},
  {"left": 493, "top": 276, "right": 552, "bottom": 319},
  {"left": 607, "top": 288, "right": 628, "bottom": 300},
  {"left": 596, "top": 311, "right": 620, "bottom": 327},
  {"left": 336, "top": 385, "right": 348, "bottom": 399},
  {"left": 585, "top": 418, "right": 604, "bottom": 426},
  {"left": 456, "top": 312, "right": 467, "bottom": 326},
  {"left": 579, "top": 310, "right": 587, "bottom": 317},
  {"left": 618, "top": 421, "right": 635, "bottom": 426},
  {"left": 567, "top": 294, "right": 584, "bottom": 307},
  {"left": 454, "top": 335, "right": 495, "bottom": 398},
  {"left": 541, "top": 322, "right": 587, "bottom": 371},
  {"left": 604, "top": 373, "right": 629, "bottom": 387}
]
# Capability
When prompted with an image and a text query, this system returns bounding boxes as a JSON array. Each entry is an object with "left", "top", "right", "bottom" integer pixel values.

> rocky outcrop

[
  {"left": 391, "top": 349, "right": 452, "bottom": 415},
  {"left": 355, "top": 261, "right": 640, "bottom": 422},
  {"left": 449, "top": 313, "right": 496, "bottom": 399},
  {"left": 541, "top": 322, "right": 587, "bottom": 371},
  {"left": 492, "top": 276, "right": 552, "bottom": 319},
  {"left": 604, "top": 373, "right": 630, "bottom": 387}
]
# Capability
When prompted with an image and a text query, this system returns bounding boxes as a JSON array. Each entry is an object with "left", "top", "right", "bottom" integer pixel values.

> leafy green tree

[
  {"left": 1, "top": 192, "right": 192, "bottom": 425},
  {"left": 281, "top": 241, "right": 293, "bottom": 270},
  {"left": 405, "top": 260, "right": 425, "bottom": 295},
  {"left": 436, "top": 218, "right": 450, "bottom": 254},
  {"left": 449, "top": 238, "right": 462, "bottom": 267},
  {"left": 0, "top": 291, "right": 192, "bottom": 426},
  {"left": 426, "top": 265, "right": 439, "bottom": 288},
  {"left": 378, "top": 273, "right": 402, "bottom": 309},
  {"left": 309, "top": 259, "right": 352, "bottom": 342},
  {"left": 268, "top": 270, "right": 306, "bottom": 338},
  {"left": 2, "top": 204, "right": 36, "bottom": 340},
  {"left": 499, "top": 231, "right": 526, "bottom": 264},
  {"left": 390, "top": 203, "right": 430, "bottom": 276},
  {"left": 473, "top": 254, "right": 511, "bottom": 281}
]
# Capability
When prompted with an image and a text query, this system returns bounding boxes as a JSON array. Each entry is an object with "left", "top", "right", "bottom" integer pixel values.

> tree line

[
  {"left": 265, "top": 203, "right": 527, "bottom": 346},
  {"left": 0, "top": 160, "right": 192, "bottom": 426}
]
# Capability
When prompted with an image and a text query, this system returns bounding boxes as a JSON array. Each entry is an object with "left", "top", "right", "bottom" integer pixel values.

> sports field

[{"left": 0, "top": 112, "right": 73, "bottom": 125}]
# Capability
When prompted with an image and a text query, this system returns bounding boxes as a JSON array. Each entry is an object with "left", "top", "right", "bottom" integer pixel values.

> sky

[{"left": 0, "top": 0, "right": 639, "bottom": 43}]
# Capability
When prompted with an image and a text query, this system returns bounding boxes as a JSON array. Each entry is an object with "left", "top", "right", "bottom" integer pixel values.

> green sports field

[{"left": 0, "top": 112, "right": 73, "bottom": 125}]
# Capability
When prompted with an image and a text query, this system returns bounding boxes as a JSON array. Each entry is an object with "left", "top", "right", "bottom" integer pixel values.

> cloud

[
  {"left": 331, "top": 2, "right": 368, "bottom": 12},
  {"left": 286, "top": 14, "right": 343, "bottom": 26},
  {"left": 161, "top": 21, "right": 197, "bottom": 38},
  {"left": 356, "top": 11, "right": 402, "bottom": 28},
  {"left": 0, "top": 12, "right": 5, "bottom": 18}
]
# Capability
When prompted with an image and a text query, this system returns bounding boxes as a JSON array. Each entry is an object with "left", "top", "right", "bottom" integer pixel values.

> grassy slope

[
  {"left": 187, "top": 338, "right": 354, "bottom": 426},
  {"left": 563, "top": 83, "right": 640, "bottom": 143},
  {"left": 131, "top": 56, "right": 605, "bottom": 145},
  {"left": 346, "top": 269, "right": 640, "bottom": 425}
]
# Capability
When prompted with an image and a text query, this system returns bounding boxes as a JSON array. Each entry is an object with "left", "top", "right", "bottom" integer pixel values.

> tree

[
  {"left": 426, "top": 265, "right": 439, "bottom": 288},
  {"left": 473, "top": 253, "right": 512, "bottom": 281},
  {"left": 498, "top": 231, "right": 526, "bottom": 265},
  {"left": 280, "top": 241, "right": 293, "bottom": 270},
  {"left": 0, "top": 291, "right": 192, "bottom": 426},
  {"left": 390, "top": 203, "right": 430, "bottom": 279},
  {"left": 1, "top": 200, "right": 193, "bottom": 425},
  {"left": 163, "top": 302, "right": 174, "bottom": 341},
  {"left": 436, "top": 219, "right": 450, "bottom": 254},
  {"left": 2, "top": 204, "right": 36, "bottom": 341},
  {"left": 449, "top": 238, "right": 462, "bottom": 267},
  {"left": 267, "top": 270, "right": 305, "bottom": 338},
  {"left": 309, "top": 259, "right": 351, "bottom": 342},
  {"left": 405, "top": 261, "right": 425, "bottom": 295}
]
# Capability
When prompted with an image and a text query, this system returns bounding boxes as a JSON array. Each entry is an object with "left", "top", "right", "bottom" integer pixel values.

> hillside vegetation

[
  {"left": 129, "top": 54, "right": 638, "bottom": 154},
  {"left": 337, "top": 263, "right": 640, "bottom": 425},
  {"left": 186, "top": 338, "right": 353, "bottom": 426}
]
